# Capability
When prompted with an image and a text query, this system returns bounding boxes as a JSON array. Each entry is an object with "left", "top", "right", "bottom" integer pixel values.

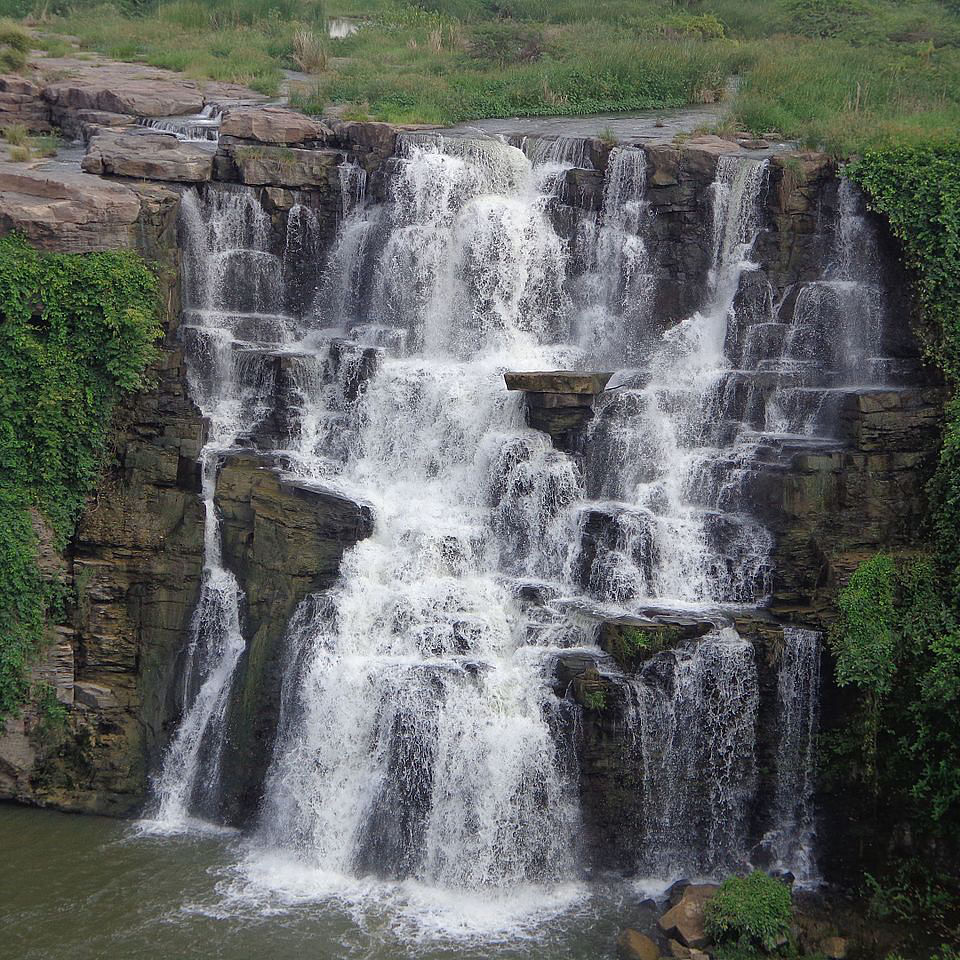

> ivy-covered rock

[{"left": 0, "top": 234, "right": 160, "bottom": 722}]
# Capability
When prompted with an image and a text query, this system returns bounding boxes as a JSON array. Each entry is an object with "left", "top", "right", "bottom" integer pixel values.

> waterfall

[
  {"left": 764, "top": 627, "right": 821, "bottom": 883},
  {"left": 150, "top": 136, "right": 837, "bottom": 901},
  {"left": 138, "top": 104, "right": 222, "bottom": 142},
  {"left": 573, "top": 146, "right": 654, "bottom": 361},
  {"left": 258, "top": 137, "right": 583, "bottom": 888},
  {"left": 152, "top": 186, "right": 313, "bottom": 825},
  {"left": 628, "top": 628, "right": 760, "bottom": 875},
  {"left": 764, "top": 179, "right": 888, "bottom": 437},
  {"left": 578, "top": 156, "right": 772, "bottom": 608}
]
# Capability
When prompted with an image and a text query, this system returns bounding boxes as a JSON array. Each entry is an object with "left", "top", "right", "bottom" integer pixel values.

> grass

[
  {"left": 0, "top": 0, "right": 956, "bottom": 153},
  {"left": 2, "top": 123, "right": 60, "bottom": 162}
]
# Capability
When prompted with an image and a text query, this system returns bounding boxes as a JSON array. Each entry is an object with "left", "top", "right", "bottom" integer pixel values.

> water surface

[{"left": 0, "top": 804, "right": 657, "bottom": 960}]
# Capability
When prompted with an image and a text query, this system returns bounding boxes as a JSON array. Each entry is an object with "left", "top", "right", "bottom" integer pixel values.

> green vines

[
  {"left": 847, "top": 144, "right": 960, "bottom": 600},
  {"left": 828, "top": 146, "right": 960, "bottom": 846},
  {"left": 0, "top": 234, "right": 160, "bottom": 723},
  {"left": 829, "top": 555, "right": 960, "bottom": 828}
]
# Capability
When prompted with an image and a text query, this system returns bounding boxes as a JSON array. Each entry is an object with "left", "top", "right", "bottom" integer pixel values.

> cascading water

[
  {"left": 627, "top": 627, "right": 760, "bottom": 875},
  {"left": 259, "top": 136, "right": 584, "bottom": 888},
  {"left": 152, "top": 185, "right": 320, "bottom": 825},
  {"left": 149, "top": 133, "right": 864, "bottom": 917},
  {"left": 763, "top": 627, "right": 821, "bottom": 883},
  {"left": 578, "top": 155, "right": 773, "bottom": 608}
]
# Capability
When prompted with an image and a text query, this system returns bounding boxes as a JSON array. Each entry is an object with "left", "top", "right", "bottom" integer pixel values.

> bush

[
  {"left": 468, "top": 21, "right": 545, "bottom": 66},
  {"left": 292, "top": 25, "right": 327, "bottom": 72},
  {"left": 704, "top": 872, "right": 793, "bottom": 953}
]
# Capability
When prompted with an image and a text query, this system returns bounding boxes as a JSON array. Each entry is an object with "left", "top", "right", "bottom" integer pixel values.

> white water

[
  {"left": 580, "top": 155, "right": 773, "bottom": 607},
  {"left": 147, "top": 137, "right": 893, "bottom": 928},
  {"left": 764, "top": 627, "right": 822, "bottom": 883}
]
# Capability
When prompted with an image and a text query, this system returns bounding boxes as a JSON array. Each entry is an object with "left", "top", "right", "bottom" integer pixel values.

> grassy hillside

[{"left": 3, "top": 1, "right": 958, "bottom": 153}]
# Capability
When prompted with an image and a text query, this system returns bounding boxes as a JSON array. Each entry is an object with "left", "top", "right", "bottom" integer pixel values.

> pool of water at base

[{"left": 0, "top": 804, "right": 666, "bottom": 960}]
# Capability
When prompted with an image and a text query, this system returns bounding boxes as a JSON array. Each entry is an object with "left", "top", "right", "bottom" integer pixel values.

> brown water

[{"left": 0, "top": 804, "right": 660, "bottom": 960}]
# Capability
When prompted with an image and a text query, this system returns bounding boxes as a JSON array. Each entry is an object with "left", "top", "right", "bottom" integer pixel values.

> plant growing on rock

[
  {"left": 0, "top": 235, "right": 160, "bottom": 724},
  {"left": 704, "top": 872, "right": 793, "bottom": 954}
]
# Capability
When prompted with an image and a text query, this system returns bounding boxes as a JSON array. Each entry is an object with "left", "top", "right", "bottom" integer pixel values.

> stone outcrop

[
  {"left": 220, "top": 105, "right": 331, "bottom": 145},
  {"left": 0, "top": 170, "right": 207, "bottom": 813},
  {"left": 212, "top": 453, "right": 375, "bottom": 822},
  {"left": 0, "top": 163, "right": 145, "bottom": 252},
  {"left": 82, "top": 129, "right": 214, "bottom": 183},
  {"left": 214, "top": 141, "right": 343, "bottom": 189},
  {"left": 505, "top": 370, "right": 612, "bottom": 450},
  {"left": 617, "top": 929, "right": 661, "bottom": 960},
  {"left": 0, "top": 75, "right": 51, "bottom": 132}
]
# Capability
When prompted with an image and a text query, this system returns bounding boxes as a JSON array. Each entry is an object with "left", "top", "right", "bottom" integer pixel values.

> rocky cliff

[{"left": 0, "top": 65, "right": 943, "bottom": 877}]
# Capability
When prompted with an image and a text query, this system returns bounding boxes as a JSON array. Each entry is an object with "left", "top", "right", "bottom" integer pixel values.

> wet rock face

[{"left": 211, "top": 454, "right": 375, "bottom": 824}]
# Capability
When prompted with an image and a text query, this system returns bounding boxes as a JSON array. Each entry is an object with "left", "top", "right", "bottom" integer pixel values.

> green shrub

[
  {"left": 704, "top": 872, "right": 793, "bottom": 953},
  {"left": 468, "top": 21, "right": 545, "bottom": 65},
  {"left": 0, "top": 17, "right": 30, "bottom": 51},
  {"left": 2, "top": 121, "right": 27, "bottom": 145}
]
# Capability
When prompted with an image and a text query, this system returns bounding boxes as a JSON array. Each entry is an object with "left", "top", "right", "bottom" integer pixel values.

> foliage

[
  {"left": 292, "top": 25, "right": 328, "bottom": 73},
  {"left": 848, "top": 146, "right": 960, "bottom": 610},
  {"left": 582, "top": 689, "right": 606, "bottom": 711},
  {"left": 468, "top": 20, "right": 545, "bottom": 65},
  {"left": 0, "top": 15, "right": 28, "bottom": 70},
  {"left": 0, "top": 235, "right": 160, "bottom": 723},
  {"left": 704, "top": 872, "right": 793, "bottom": 953},
  {"left": 865, "top": 861, "right": 957, "bottom": 931},
  {"left": 828, "top": 555, "right": 960, "bottom": 829}
]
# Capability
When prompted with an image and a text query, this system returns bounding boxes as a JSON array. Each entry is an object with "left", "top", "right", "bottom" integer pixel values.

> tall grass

[{"left": 4, "top": 0, "right": 957, "bottom": 153}]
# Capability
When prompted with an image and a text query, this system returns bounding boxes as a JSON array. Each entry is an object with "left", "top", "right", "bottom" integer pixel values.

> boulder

[
  {"left": 329, "top": 118, "right": 401, "bottom": 157},
  {"left": 680, "top": 136, "right": 740, "bottom": 179},
  {"left": 821, "top": 937, "right": 848, "bottom": 959},
  {"left": 0, "top": 75, "right": 52, "bottom": 132},
  {"left": 82, "top": 129, "right": 213, "bottom": 183},
  {"left": 219, "top": 143, "right": 342, "bottom": 189},
  {"left": 0, "top": 163, "right": 144, "bottom": 252},
  {"left": 43, "top": 69, "right": 205, "bottom": 117},
  {"left": 657, "top": 884, "right": 720, "bottom": 949},
  {"left": 668, "top": 940, "right": 691, "bottom": 959},
  {"left": 617, "top": 929, "right": 661, "bottom": 960},
  {"left": 220, "top": 105, "right": 331, "bottom": 145}
]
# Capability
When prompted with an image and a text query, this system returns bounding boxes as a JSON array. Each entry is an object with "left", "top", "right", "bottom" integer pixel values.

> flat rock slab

[
  {"left": 504, "top": 370, "right": 613, "bottom": 394},
  {"left": 220, "top": 105, "right": 331, "bottom": 145},
  {"left": 0, "top": 162, "right": 144, "bottom": 251},
  {"left": 83, "top": 129, "right": 213, "bottom": 182},
  {"left": 36, "top": 56, "right": 263, "bottom": 117}
]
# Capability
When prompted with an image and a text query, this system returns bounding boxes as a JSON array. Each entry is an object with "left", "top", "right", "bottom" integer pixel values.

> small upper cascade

[
  {"left": 138, "top": 104, "right": 222, "bottom": 142},
  {"left": 573, "top": 146, "right": 654, "bottom": 362}
]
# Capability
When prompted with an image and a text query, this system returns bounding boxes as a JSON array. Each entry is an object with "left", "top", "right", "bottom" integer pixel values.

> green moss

[
  {"left": 0, "top": 235, "right": 160, "bottom": 724},
  {"left": 704, "top": 872, "right": 793, "bottom": 954}
]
